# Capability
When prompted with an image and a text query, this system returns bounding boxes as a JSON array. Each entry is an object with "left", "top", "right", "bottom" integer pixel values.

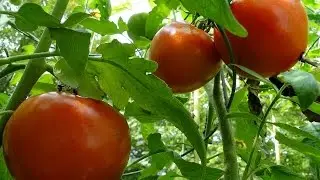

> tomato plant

[
  {"left": 214, "top": 0, "right": 308, "bottom": 78},
  {"left": 149, "top": 22, "right": 221, "bottom": 93},
  {"left": 0, "top": 0, "right": 320, "bottom": 180},
  {"left": 3, "top": 92, "right": 131, "bottom": 179}
]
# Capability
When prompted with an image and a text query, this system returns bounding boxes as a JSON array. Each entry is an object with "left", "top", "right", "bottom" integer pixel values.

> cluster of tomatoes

[
  {"left": 2, "top": 0, "right": 308, "bottom": 179},
  {"left": 150, "top": 0, "right": 308, "bottom": 93}
]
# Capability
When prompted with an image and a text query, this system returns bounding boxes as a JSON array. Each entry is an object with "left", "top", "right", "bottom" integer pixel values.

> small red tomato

[{"left": 149, "top": 22, "right": 222, "bottom": 93}]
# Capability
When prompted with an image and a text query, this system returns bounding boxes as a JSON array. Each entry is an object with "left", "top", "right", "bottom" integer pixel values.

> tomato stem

[
  {"left": 0, "top": 0, "right": 70, "bottom": 146},
  {"left": 0, "top": 111, "right": 14, "bottom": 116},
  {"left": 213, "top": 71, "right": 239, "bottom": 180},
  {"left": 0, "top": 51, "right": 59, "bottom": 66},
  {"left": 204, "top": 82, "right": 216, "bottom": 149},
  {"left": 0, "top": 64, "right": 26, "bottom": 79},
  {"left": 216, "top": 25, "right": 237, "bottom": 111},
  {"left": 241, "top": 85, "right": 287, "bottom": 180}
]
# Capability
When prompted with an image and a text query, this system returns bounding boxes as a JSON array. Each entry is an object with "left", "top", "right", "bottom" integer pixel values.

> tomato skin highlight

[
  {"left": 214, "top": 0, "right": 308, "bottom": 78},
  {"left": 3, "top": 92, "right": 131, "bottom": 180},
  {"left": 149, "top": 22, "right": 222, "bottom": 93}
]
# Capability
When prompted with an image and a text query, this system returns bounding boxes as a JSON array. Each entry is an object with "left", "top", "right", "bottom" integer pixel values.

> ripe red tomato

[
  {"left": 3, "top": 92, "right": 131, "bottom": 180},
  {"left": 214, "top": 0, "right": 308, "bottom": 78},
  {"left": 149, "top": 22, "right": 222, "bottom": 93}
]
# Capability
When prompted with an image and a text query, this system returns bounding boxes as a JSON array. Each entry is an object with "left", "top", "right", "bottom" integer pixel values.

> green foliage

[
  {"left": 180, "top": 0, "right": 247, "bottom": 37},
  {"left": 282, "top": 70, "right": 320, "bottom": 109},
  {"left": 15, "top": 3, "right": 61, "bottom": 32},
  {"left": 9, "top": 0, "right": 21, "bottom": 6},
  {"left": 1, "top": 0, "right": 320, "bottom": 179}
]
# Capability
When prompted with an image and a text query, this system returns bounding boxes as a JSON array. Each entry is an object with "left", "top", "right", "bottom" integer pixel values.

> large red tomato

[
  {"left": 3, "top": 92, "right": 131, "bottom": 180},
  {"left": 214, "top": 0, "right": 308, "bottom": 78},
  {"left": 149, "top": 22, "right": 222, "bottom": 93}
]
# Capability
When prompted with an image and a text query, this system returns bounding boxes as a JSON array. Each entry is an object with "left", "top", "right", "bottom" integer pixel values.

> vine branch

[
  {"left": 216, "top": 24, "right": 237, "bottom": 111},
  {"left": 213, "top": 71, "right": 239, "bottom": 180},
  {"left": 242, "top": 85, "right": 287, "bottom": 180},
  {"left": 0, "top": 51, "right": 59, "bottom": 66},
  {"left": 0, "top": 0, "right": 70, "bottom": 147}
]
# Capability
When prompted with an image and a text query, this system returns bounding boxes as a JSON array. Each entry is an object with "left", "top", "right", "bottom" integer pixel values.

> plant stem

[
  {"left": 207, "top": 152, "right": 223, "bottom": 161},
  {"left": 0, "top": 52, "right": 59, "bottom": 66},
  {"left": 0, "top": 0, "right": 70, "bottom": 146},
  {"left": 126, "top": 150, "right": 166, "bottom": 169},
  {"left": 204, "top": 91, "right": 215, "bottom": 149},
  {"left": 0, "top": 64, "right": 26, "bottom": 79},
  {"left": 216, "top": 25, "right": 237, "bottom": 111},
  {"left": 180, "top": 125, "right": 218, "bottom": 157},
  {"left": 213, "top": 71, "right": 239, "bottom": 180},
  {"left": 0, "top": 11, "right": 16, "bottom": 17},
  {"left": 241, "top": 85, "right": 287, "bottom": 180},
  {"left": 221, "top": 69, "right": 229, "bottom": 107},
  {"left": 0, "top": 111, "right": 14, "bottom": 116},
  {"left": 300, "top": 57, "right": 319, "bottom": 67}
]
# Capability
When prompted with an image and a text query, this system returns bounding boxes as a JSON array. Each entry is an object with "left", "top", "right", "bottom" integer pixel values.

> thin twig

[
  {"left": 3, "top": 48, "right": 9, "bottom": 57},
  {"left": 300, "top": 57, "right": 319, "bottom": 67},
  {"left": 242, "top": 85, "right": 287, "bottom": 180},
  {"left": 221, "top": 69, "right": 229, "bottom": 107},
  {"left": 0, "top": 64, "right": 26, "bottom": 79},
  {"left": 216, "top": 24, "right": 237, "bottom": 111},
  {"left": 305, "top": 36, "right": 320, "bottom": 57},
  {"left": 180, "top": 125, "right": 218, "bottom": 157}
]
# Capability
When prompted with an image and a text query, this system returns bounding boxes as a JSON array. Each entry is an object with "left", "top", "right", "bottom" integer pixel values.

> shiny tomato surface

[
  {"left": 214, "top": 0, "right": 308, "bottom": 77},
  {"left": 149, "top": 22, "right": 222, "bottom": 93},
  {"left": 3, "top": 92, "right": 131, "bottom": 180}
]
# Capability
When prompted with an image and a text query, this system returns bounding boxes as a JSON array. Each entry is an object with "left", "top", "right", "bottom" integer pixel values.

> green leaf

[
  {"left": 139, "top": 152, "right": 173, "bottom": 179},
  {"left": 140, "top": 134, "right": 172, "bottom": 179},
  {"left": 145, "top": 4, "right": 170, "bottom": 39},
  {"left": 31, "top": 74, "right": 56, "bottom": 95},
  {"left": 302, "top": 122, "right": 320, "bottom": 138},
  {"left": 62, "top": 12, "right": 91, "bottom": 27},
  {"left": 86, "top": 57, "right": 131, "bottom": 109},
  {"left": 96, "top": 0, "right": 112, "bottom": 21},
  {"left": 80, "top": 18, "right": 120, "bottom": 35},
  {"left": 77, "top": 74, "right": 105, "bottom": 100},
  {"left": 15, "top": 3, "right": 60, "bottom": 32},
  {"left": 310, "top": 67, "right": 320, "bottom": 82},
  {"left": 117, "top": 17, "right": 128, "bottom": 33},
  {"left": 50, "top": 28, "right": 90, "bottom": 75},
  {"left": 147, "top": 133, "right": 167, "bottom": 153},
  {"left": 141, "top": 123, "right": 157, "bottom": 140},
  {"left": 9, "top": 0, "right": 21, "bottom": 6},
  {"left": 270, "top": 122, "right": 320, "bottom": 145},
  {"left": 259, "top": 165, "right": 304, "bottom": 180},
  {"left": 54, "top": 59, "right": 79, "bottom": 88},
  {"left": 89, "top": 41, "right": 207, "bottom": 164},
  {"left": 125, "top": 102, "right": 163, "bottom": 123},
  {"left": 144, "top": 0, "right": 180, "bottom": 39},
  {"left": 54, "top": 59, "right": 104, "bottom": 100},
  {"left": 230, "top": 87, "right": 248, "bottom": 111},
  {"left": 158, "top": 171, "right": 181, "bottom": 180},
  {"left": 0, "top": 93, "right": 9, "bottom": 108},
  {"left": 282, "top": 70, "right": 320, "bottom": 109},
  {"left": 0, "top": 148, "right": 12, "bottom": 180},
  {"left": 180, "top": 0, "right": 247, "bottom": 37},
  {"left": 156, "top": 0, "right": 180, "bottom": 9},
  {"left": 276, "top": 132, "right": 320, "bottom": 161},
  {"left": 172, "top": 155, "right": 224, "bottom": 180},
  {"left": 234, "top": 116, "right": 260, "bottom": 162},
  {"left": 97, "top": 40, "right": 136, "bottom": 59},
  {"left": 307, "top": 101, "right": 320, "bottom": 115}
]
